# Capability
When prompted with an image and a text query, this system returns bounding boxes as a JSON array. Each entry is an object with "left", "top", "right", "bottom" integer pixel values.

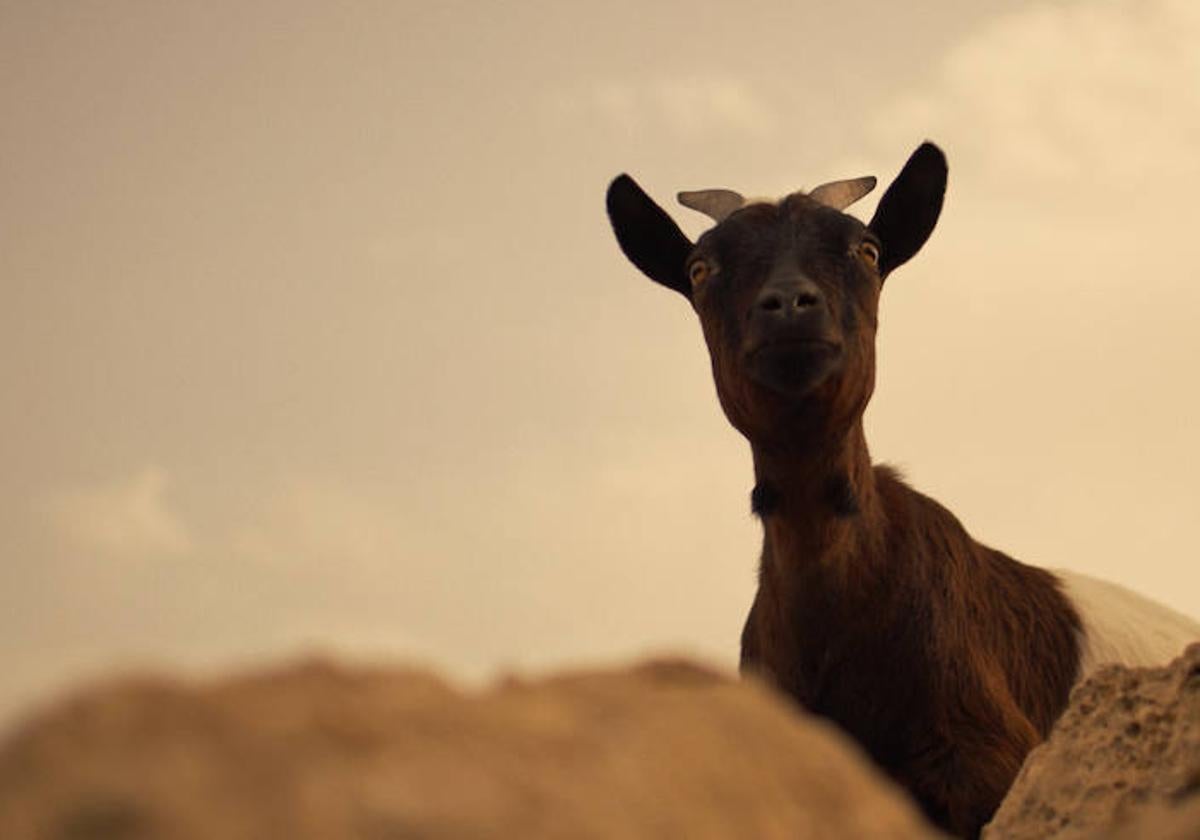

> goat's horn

[
  {"left": 677, "top": 189, "right": 746, "bottom": 224},
  {"left": 808, "top": 176, "right": 877, "bottom": 211}
]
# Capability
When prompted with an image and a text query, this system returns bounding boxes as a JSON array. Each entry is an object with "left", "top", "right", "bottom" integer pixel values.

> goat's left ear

[
  {"left": 868, "top": 142, "right": 948, "bottom": 278},
  {"left": 606, "top": 174, "right": 695, "bottom": 299}
]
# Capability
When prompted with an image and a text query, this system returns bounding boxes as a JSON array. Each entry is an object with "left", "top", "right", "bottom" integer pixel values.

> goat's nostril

[{"left": 757, "top": 287, "right": 820, "bottom": 316}]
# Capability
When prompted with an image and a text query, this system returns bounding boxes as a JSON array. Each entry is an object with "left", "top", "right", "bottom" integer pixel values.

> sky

[{"left": 3, "top": 0, "right": 1200, "bottom": 725}]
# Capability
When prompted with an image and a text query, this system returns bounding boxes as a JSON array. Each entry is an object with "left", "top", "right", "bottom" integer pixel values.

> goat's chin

[{"left": 745, "top": 343, "right": 841, "bottom": 401}]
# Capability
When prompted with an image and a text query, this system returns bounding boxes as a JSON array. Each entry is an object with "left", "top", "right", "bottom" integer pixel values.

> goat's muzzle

[{"left": 743, "top": 274, "right": 841, "bottom": 398}]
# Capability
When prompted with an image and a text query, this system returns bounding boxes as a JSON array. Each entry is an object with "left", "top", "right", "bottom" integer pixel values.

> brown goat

[{"left": 604, "top": 143, "right": 1199, "bottom": 838}]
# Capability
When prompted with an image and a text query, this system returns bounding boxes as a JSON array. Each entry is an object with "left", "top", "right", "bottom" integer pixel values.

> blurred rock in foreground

[
  {"left": 985, "top": 643, "right": 1200, "bottom": 839},
  {"left": 0, "top": 657, "right": 941, "bottom": 840}
]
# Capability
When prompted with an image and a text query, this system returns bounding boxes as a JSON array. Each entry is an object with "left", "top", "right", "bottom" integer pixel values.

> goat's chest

[{"left": 749, "top": 584, "right": 935, "bottom": 753}]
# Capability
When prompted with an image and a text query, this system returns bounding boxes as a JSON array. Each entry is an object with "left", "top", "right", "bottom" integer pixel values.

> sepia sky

[{"left": 3, "top": 0, "right": 1200, "bottom": 724}]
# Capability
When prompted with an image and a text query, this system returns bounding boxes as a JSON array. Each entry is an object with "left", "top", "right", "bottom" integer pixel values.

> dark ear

[
  {"left": 606, "top": 174, "right": 694, "bottom": 299},
  {"left": 868, "top": 142, "right": 947, "bottom": 278}
]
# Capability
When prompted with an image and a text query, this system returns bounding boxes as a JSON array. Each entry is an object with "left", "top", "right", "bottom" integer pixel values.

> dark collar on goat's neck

[
  {"left": 749, "top": 424, "right": 874, "bottom": 521},
  {"left": 750, "top": 425, "right": 881, "bottom": 581}
]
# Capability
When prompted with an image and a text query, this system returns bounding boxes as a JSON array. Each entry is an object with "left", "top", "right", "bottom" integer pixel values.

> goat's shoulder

[
  {"left": 871, "top": 465, "right": 1083, "bottom": 729},
  {"left": 872, "top": 465, "right": 1062, "bottom": 599},
  {"left": 871, "top": 464, "right": 981, "bottom": 571}
]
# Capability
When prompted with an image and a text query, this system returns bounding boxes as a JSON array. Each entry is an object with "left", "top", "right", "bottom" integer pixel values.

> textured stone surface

[
  {"left": 985, "top": 643, "right": 1200, "bottom": 839},
  {"left": 1099, "top": 798, "right": 1200, "bottom": 840},
  {"left": 0, "top": 657, "right": 942, "bottom": 840}
]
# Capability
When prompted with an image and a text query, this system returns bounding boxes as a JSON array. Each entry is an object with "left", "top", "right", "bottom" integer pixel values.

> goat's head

[{"left": 606, "top": 142, "right": 947, "bottom": 448}]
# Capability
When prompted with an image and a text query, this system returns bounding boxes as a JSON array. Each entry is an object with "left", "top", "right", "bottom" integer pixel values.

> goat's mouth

[{"left": 745, "top": 339, "right": 842, "bottom": 397}]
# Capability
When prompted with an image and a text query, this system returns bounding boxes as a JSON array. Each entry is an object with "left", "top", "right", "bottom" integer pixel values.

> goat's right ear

[{"left": 606, "top": 174, "right": 694, "bottom": 299}]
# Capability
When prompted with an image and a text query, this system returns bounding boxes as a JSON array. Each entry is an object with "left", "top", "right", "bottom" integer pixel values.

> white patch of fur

[{"left": 1053, "top": 568, "right": 1200, "bottom": 683}]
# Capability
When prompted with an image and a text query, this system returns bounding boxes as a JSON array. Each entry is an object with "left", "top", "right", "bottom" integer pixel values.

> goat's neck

[{"left": 751, "top": 420, "right": 883, "bottom": 589}]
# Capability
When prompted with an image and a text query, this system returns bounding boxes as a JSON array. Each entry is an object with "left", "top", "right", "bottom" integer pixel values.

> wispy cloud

[
  {"left": 229, "top": 477, "right": 408, "bottom": 571},
  {"left": 548, "top": 75, "right": 778, "bottom": 140},
  {"left": 869, "top": 0, "right": 1200, "bottom": 186},
  {"left": 37, "top": 465, "right": 193, "bottom": 559},
  {"left": 36, "top": 469, "right": 416, "bottom": 573}
]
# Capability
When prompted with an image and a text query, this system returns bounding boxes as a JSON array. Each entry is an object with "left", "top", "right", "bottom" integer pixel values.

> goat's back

[{"left": 1054, "top": 569, "right": 1200, "bottom": 682}]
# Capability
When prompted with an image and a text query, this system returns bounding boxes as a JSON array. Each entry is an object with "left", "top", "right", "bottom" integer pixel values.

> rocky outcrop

[
  {"left": 984, "top": 643, "right": 1200, "bottom": 839},
  {"left": 0, "top": 657, "right": 942, "bottom": 840},
  {"left": 5, "top": 644, "right": 1198, "bottom": 840}
]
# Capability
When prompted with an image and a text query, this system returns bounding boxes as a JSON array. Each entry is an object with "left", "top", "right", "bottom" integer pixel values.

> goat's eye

[
  {"left": 858, "top": 241, "right": 881, "bottom": 270},
  {"left": 688, "top": 260, "right": 711, "bottom": 287}
]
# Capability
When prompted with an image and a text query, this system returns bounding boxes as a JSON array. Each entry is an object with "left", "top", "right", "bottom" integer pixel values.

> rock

[
  {"left": 985, "top": 643, "right": 1200, "bottom": 839},
  {"left": 1099, "top": 798, "right": 1200, "bottom": 840},
  {"left": 0, "top": 657, "right": 943, "bottom": 839}
]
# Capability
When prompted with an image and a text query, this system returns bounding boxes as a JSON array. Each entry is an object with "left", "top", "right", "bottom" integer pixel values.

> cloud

[
  {"left": 22, "top": 471, "right": 457, "bottom": 676},
  {"left": 868, "top": 0, "right": 1200, "bottom": 188},
  {"left": 548, "top": 75, "right": 777, "bottom": 140},
  {"left": 229, "top": 477, "right": 411, "bottom": 571},
  {"left": 38, "top": 465, "right": 193, "bottom": 559},
  {"left": 36, "top": 469, "right": 413, "bottom": 573}
]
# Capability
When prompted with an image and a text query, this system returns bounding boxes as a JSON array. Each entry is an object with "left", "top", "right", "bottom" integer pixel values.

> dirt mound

[
  {"left": 985, "top": 643, "right": 1200, "bottom": 839},
  {"left": 0, "top": 657, "right": 942, "bottom": 839},
  {"left": 7, "top": 645, "right": 1197, "bottom": 839}
]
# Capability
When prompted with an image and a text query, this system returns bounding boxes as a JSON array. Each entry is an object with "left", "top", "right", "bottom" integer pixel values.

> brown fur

[
  {"left": 742, "top": 449, "right": 1079, "bottom": 836},
  {"left": 605, "top": 146, "right": 1083, "bottom": 838}
]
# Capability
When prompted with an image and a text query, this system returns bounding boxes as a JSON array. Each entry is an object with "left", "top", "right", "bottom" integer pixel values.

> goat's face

[
  {"left": 607, "top": 143, "right": 948, "bottom": 446},
  {"left": 684, "top": 197, "right": 881, "bottom": 439}
]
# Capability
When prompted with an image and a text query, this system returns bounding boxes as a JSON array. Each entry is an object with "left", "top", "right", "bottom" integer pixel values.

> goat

[{"left": 604, "top": 142, "right": 1200, "bottom": 838}]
